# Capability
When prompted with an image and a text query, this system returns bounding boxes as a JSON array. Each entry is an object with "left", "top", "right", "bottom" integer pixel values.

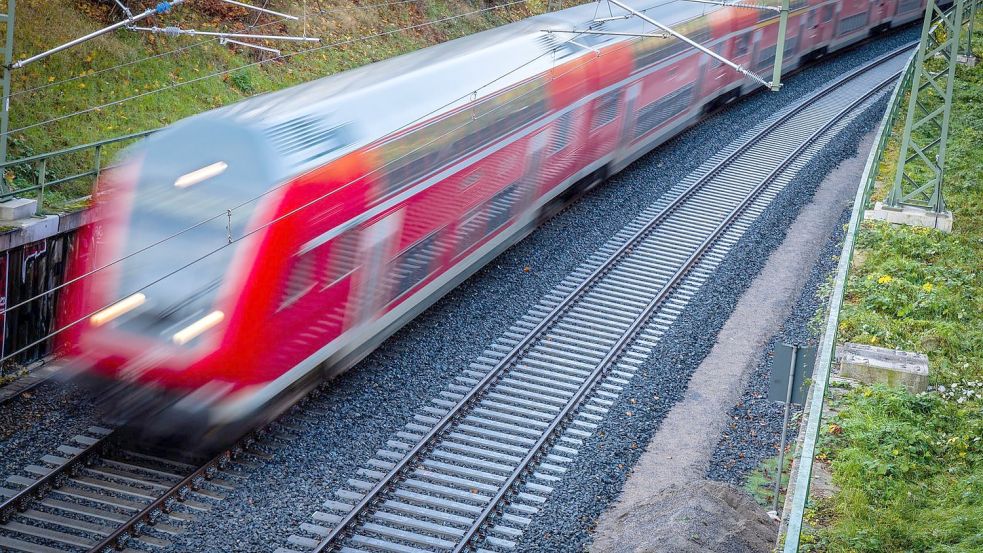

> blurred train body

[{"left": 60, "top": 0, "right": 928, "bottom": 443}]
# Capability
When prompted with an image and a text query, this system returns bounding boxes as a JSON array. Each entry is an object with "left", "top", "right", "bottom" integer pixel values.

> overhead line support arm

[
  {"left": 605, "top": 0, "right": 771, "bottom": 87},
  {"left": 9, "top": 0, "right": 185, "bottom": 69}
]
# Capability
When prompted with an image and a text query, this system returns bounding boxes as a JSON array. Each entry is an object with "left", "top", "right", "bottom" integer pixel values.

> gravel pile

[
  {"left": 0, "top": 28, "right": 916, "bottom": 552},
  {"left": 706, "top": 207, "right": 851, "bottom": 487}
]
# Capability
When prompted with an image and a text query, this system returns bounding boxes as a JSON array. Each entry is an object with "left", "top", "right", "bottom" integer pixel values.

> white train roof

[{"left": 151, "top": 0, "right": 716, "bottom": 180}]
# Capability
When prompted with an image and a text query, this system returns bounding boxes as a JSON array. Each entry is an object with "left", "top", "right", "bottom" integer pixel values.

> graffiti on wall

[{"left": 0, "top": 232, "right": 75, "bottom": 375}]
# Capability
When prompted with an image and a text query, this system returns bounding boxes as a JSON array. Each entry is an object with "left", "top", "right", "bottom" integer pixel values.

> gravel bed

[
  {"left": 174, "top": 30, "right": 915, "bottom": 552},
  {"left": 705, "top": 206, "right": 851, "bottom": 487},
  {"left": 0, "top": 28, "right": 915, "bottom": 551},
  {"left": 0, "top": 381, "right": 102, "bottom": 479}
]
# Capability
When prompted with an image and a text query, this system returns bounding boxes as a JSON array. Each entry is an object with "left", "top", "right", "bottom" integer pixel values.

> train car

[{"left": 59, "top": 0, "right": 927, "bottom": 444}]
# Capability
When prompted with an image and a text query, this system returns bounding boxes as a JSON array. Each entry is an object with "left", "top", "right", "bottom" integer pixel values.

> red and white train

[{"left": 61, "top": 0, "right": 927, "bottom": 441}]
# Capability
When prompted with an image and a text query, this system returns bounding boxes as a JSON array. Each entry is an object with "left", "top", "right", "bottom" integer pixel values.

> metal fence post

[
  {"left": 0, "top": 0, "right": 14, "bottom": 195},
  {"left": 93, "top": 144, "right": 102, "bottom": 177},
  {"left": 35, "top": 157, "right": 44, "bottom": 215}
]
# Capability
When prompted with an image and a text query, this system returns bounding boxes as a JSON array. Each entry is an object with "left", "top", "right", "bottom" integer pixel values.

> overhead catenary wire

[{"left": 3, "top": 0, "right": 534, "bottom": 138}]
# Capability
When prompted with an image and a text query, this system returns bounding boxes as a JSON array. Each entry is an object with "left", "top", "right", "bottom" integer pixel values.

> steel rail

[
  {"left": 0, "top": 431, "right": 115, "bottom": 523},
  {"left": 86, "top": 443, "right": 241, "bottom": 553},
  {"left": 311, "top": 43, "right": 915, "bottom": 553}
]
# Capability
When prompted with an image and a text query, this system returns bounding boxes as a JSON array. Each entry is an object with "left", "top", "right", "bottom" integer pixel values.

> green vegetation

[
  {"left": 801, "top": 14, "right": 983, "bottom": 552},
  {"left": 3, "top": 0, "right": 562, "bottom": 211},
  {"left": 744, "top": 452, "right": 793, "bottom": 509}
]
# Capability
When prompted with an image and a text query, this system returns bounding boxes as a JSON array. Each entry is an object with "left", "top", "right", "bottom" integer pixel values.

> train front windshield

[{"left": 98, "top": 120, "right": 269, "bottom": 347}]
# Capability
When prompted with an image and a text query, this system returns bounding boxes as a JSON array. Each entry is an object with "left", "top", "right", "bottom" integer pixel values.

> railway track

[
  {"left": 276, "top": 46, "right": 914, "bottom": 553},
  {"left": 0, "top": 44, "right": 910, "bottom": 553},
  {"left": 0, "top": 415, "right": 294, "bottom": 552}
]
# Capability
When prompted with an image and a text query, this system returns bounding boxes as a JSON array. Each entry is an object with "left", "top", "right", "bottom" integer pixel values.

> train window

[
  {"left": 633, "top": 84, "right": 694, "bottom": 139},
  {"left": 375, "top": 78, "right": 548, "bottom": 201},
  {"left": 898, "top": 0, "right": 920, "bottom": 12},
  {"left": 784, "top": 34, "right": 800, "bottom": 58},
  {"left": 550, "top": 111, "right": 575, "bottom": 155},
  {"left": 821, "top": 5, "right": 835, "bottom": 22},
  {"left": 755, "top": 45, "right": 777, "bottom": 73},
  {"left": 634, "top": 16, "right": 710, "bottom": 70},
  {"left": 322, "top": 230, "right": 360, "bottom": 288},
  {"left": 790, "top": 0, "right": 808, "bottom": 10},
  {"left": 279, "top": 253, "right": 318, "bottom": 311},
  {"left": 591, "top": 92, "right": 620, "bottom": 131},
  {"left": 733, "top": 34, "right": 751, "bottom": 57},
  {"left": 486, "top": 183, "right": 522, "bottom": 234},
  {"left": 389, "top": 231, "right": 443, "bottom": 303},
  {"left": 709, "top": 43, "right": 725, "bottom": 69},
  {"left": 454, "top": 204, "right": 488, "bottom": 257},
  {"left": 837, "top": 12, "right": 868, "bottom": 36}
]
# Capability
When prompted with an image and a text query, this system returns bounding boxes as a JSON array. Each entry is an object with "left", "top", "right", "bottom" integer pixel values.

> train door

[
  {"left": 618, "top": 82, "right": 642, "bottom": 154},
  {"left": 522, "top": 132, "right": 550, "bottom": 205},
  {"left": 811, "top": 2, "right": 838, "bottom": 52},
  {"left": 700, "top": 42, "right": 733, "bottom": 106},
  {"left": 871, "top": 0, "right": 896, "bottom": 29},
  {"left": 729, "top": 32, "right": 754, "bottom": 88},
  {"left": 348, "top": 209, "right": 402, "bottom": 327}
]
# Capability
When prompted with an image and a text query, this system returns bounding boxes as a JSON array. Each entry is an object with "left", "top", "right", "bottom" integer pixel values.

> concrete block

[
  {"left": 957, "top": 54, "right": 978, "bottom": 67},
  {"left": 864, "top": 202, "right": 953, "bottom": 233},
  {"left": 0, "top": 215, "right": 61, "bottom": 252},
  {"left": 837, "top": 342, "right": 929, "bottom": 393},
  {"left": 0, "top": 198, "right": 38, "bottom": 221}
]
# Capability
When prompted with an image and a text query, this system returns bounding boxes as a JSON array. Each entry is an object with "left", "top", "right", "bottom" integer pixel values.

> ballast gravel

[{"left": 0, "top": 27, "right": 917, "bottom": 553}]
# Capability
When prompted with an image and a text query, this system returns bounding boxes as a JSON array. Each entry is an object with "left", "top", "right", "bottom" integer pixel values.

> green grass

[
  {"left": 744, "top": 453, "right": 794, "bottom": 509},
  {"left": 4, "top": 0, "right": 563, "bottom": 211},
  {"left": 800, "top": 12, "right": 983, "bottom": 552}
]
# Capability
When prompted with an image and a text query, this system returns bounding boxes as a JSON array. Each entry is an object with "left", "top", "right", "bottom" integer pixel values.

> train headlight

[
  {"left": 90, "top": 293, "right": 146, "bottom": 327},
  {"left": 172, "top": 310, "right": 225, "bottom": 345},
  {"left": 174, "top": 161, "right": 228, "bottom": 189}
]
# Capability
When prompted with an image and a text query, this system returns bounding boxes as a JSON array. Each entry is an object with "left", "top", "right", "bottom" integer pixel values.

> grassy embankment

[
  {"left": 5, "top": 0, "right": 555, "bottom": 211},
  {"left": 800, "top": 14, "right": 983, "bottom": 552}
]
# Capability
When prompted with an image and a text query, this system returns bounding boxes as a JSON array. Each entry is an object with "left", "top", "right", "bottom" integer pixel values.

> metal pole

[
  {"left": 0, "top": 0, "right": 14, "bottom": 188},
  {"left": 886, "top": 0, "right": 962, "bottom": 213},
  {"left": 771, "top": 0, "right": 790, "bottom": 91},
  {"left": 773, "top": 344, "right": 798, "bottom": 514},
  {"left": 128, "top": 26, "right": 320, "bottom": 42},
  {"left": 966, "top": 0, "right": 976, "bottom": 61},
  {"left": 606, "top": 0, "right": 771, "bottom": 87},
  {"left": 929, "top": 0, "right": 964, "bottom": 213},
  {"left": 35, "top": 157, "right": 44, "bottom": 216}
]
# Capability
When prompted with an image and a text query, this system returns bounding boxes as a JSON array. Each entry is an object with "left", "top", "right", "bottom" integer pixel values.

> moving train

[{"left": 60, "top": 0, "right": 928, "bottom": 442}]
